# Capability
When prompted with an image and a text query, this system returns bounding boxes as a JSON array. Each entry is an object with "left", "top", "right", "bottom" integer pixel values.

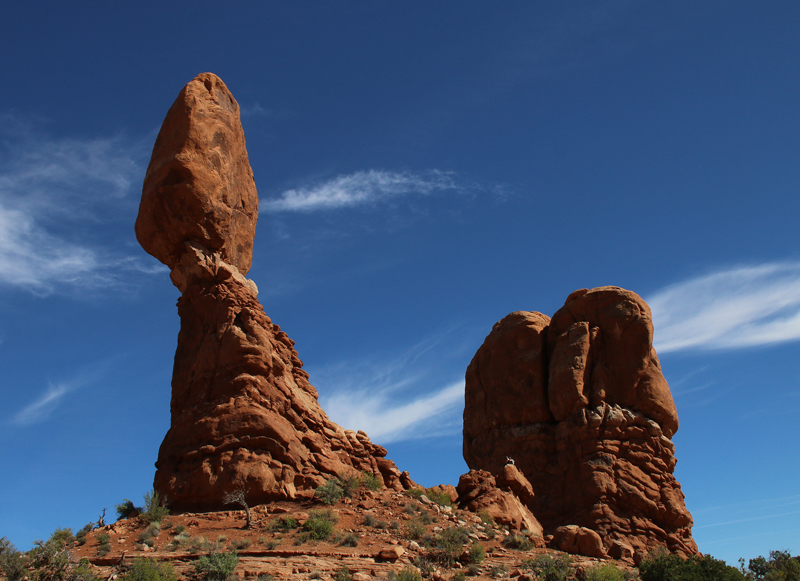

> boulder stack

[{"left": 136, "top": 73, "right": 407, "bottom": 512}]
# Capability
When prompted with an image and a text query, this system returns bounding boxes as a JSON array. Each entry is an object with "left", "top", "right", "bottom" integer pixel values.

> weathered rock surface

[
  {"left": 138, "top": 73, "right": 408, "bottom": 511},
  {"left": 456, "top": 468, "right": 543, "bottom": 538},
  {"left": 136, "top": 73, "right": 258, "bottom": 277},
  {"left": 463, "top": 286, "right": 696, "bottom": 559}
]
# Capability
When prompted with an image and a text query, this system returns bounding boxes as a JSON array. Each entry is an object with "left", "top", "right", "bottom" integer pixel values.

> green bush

[
  {"left": 468, "top": 544, "right": 485, "bottom": 564},
  {"left": 302, "top": 509, "right": 338, "bottom": 541},
  {"left": 586, "top": 563, "right": 628, "bottom": 581},
  {"left": 116, "top": 499, "right": 138, "bottom": 521},
  {"left": 268, "top": 515, "right": 298, "bottom": 532},
  {"left": 404, "top": 518, "right": 426, "bottom": 540},
  {"left": 229, "top": 539, "right": 251, "bottom": 550},
  {"left": 141, "top": 490, "right": 169, "bottom": 524},
  {"left": 337, "top": 473, "right": 360, "bottom": 498},
  {"left": 406, "top": 488, "right": 425, "bottom": 499},
  {"left": 120, "top": 558, "right": 177, "bottom": 581},
  {"left": 340, "top": 533, "right": 359, "bottom": 547},
  {"left": 639, "top": 550, "right": 744, "bottom": 581},
  {"left": 315, "top": 478, "right": 344, "bottom": 505},
  {"left": 0, "top": 537, "right": 26, "bottom": 581},
  {"left": 428, "top": 527, "right": 470, "bottom": 568},
  {"left": 502, "top": 533, "right": 533, "bottom": 551},
  {"left": 193, "top": 551, "right": 239, "bottom": 581},
  {"left": 744, "top": 550, "right": 800, "bottom": 581},
  {"left": 521, "top": 554, "right": 572, "bottom": 581},
  {"left": 333, "top": 565, "right": 354, "bottom": 581},
  {"left": 425, "top": 489, "right": 453, "bottom": 507},
  {"left": 50, "top": 529, "right": 74, "bottom": 549},
  {"left": 360, "top": 471, "right": 382, "bottom": 491},
  {"left": 28, "top": 538, "right": 97, "bottom": 581},
  {"left": 390, "top": 569, "right": 422, "bottom": 581}
]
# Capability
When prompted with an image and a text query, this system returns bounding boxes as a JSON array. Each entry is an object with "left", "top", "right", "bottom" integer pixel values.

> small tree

[{"left": 223, "top": 486, "right": 251, "bottom": 529}]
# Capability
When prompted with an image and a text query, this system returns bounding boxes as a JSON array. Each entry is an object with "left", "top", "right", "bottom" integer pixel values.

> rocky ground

[{"left": 71, "top": 487, "right": 632, "bottom": 581}]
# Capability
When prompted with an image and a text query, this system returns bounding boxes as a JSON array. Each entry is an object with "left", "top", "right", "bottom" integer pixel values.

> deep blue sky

[{"left": 1, "top": 1, "right": 799, "bottom": 565}]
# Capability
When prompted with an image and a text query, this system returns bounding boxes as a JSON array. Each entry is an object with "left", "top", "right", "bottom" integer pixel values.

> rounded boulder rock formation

[{"left": 463, "top": 286, "right": 696, "bottom": 558}]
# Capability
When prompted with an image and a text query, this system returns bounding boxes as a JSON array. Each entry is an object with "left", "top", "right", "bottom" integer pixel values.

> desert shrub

[
  {"left": 333, "top": 564, "right": 354, "bottom": 581},
  {"left": 28, "top": 537, "right": 97, "bottom": 581},
  {"left": 745, "top": 550, "right": 800, "bottom": 581},
  {"left": 425, "top": 489, "right": 453, "bottom": 507},
  {"left": 302, "top": 509, "right": 338, "bottom": 541},
  {"left": 639, "top": 550, "right": 744, "bottom": 581},
  {"left": 389, "top": 569, "right": 423, "bottom": 581},
  {"left": 193, "top": 551, "right": 239, "bottom": 581},
  {"left": 363, "top": 513, "right": 377, "bottom": 527},
  {"left": 478, "top": 510, "right": 494, "bottom": 526},
  {"left": 466, "top": 564, "right": 481, "bottom": 576},
  {"left": 229, "top": 539, "right": 251, "bottom": 550},
  {"left": 360, "top": 471, "right": 382, "bottom": 491},
  {"left": 468, "top": 543, "right": 485, "bottom": 564},
  {"left": 390, "top": 520, "right": 400, "bottom": 531},
  {"left": 315, "top": 478, "right": 344, "bottom": 505},
  {"left": 189, "top": 536, "right": 212, "bottom": 553},
  {"left": 586, "top": 562, "right": 628, "bottom": 581},
  {"left": 429, "top": 526, "right": 470, "bottom": 567},
  {"left": 404, "top": 518, "right": 426, "bottom": 540},
  {"left": 503, "top": 533, "right": 533, "bottom": 551},
  {"left": 419, "top": 511, "right": 434, "bottom": 525},
  {"left": 96, "top": 533, "right": 110, "bottom": 545},
  {"left": 256, "top": 575, "right": 275, "bottom": 581},
  {"left": 265, "top": 540, "right": 278, "bottom": 550},
  {"left": 0, "top": 537, "right": 26, "bottom": 581},
  {"left": 490, "top": 563, "right": 508, "bottom": 578},
  {"left": 521, "top": 554, "right": 572, "bottom": 581},
  {"left": 453, "top": 572, "right": 466, "bottom": 581},
  {"left": 116, "top": 499, "right": 138, "bottom": 521},
  {"left": 120, "top": 558, "right": 176, "bottom": 581},
  {"left": 340, "top": 533, "right": 359, "bottom": 547},
  {"left": 268, "top": 515, "right": 298, "bottom": 532},
  {"left": 404, "top": 502, "right": 421, "bottom": 515},
  {"left": 406, "top": 488, "right": 425, "bottom": 499},
  {"left": 50, "top": 529, "right": 74, "bottom": 549},
  {"left": 141, "top": 490, "right": 169, "bottom": 524},
  {"left": 337, "top": 472, "right": 360, "bottom": 497},
  {"left": 172, "top": 525, "right": 185, "bottom": 535},
  {"left": 375, "top": 519, "right": 389, "bottom": 529}
]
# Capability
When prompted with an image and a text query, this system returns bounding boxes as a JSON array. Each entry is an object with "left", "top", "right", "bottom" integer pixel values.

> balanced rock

[
  {"left": 138, "top": 73, "right": 408, "bottom": 511},
  {"left": 463, "top": 286, "right": 696, "bottom": 558}
]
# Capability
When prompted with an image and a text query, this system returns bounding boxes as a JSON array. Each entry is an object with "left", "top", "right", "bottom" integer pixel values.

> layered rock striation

[
  {"left": 136, "top": 73, "right": 407, "bottom": 512},
  {"left": 463, "top": 287, "right": 696, "bottom": 559}
]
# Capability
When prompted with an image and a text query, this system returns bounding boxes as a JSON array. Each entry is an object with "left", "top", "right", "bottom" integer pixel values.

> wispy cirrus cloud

[
  {"left": 12, "top": 381, "right": 78, "bottom": 426},
  {"left": 261, "top": 169, "right": 462, "bottom": 213},
  {"left": 649, "top": 262, "right": 800, "bottom": 353},
  {"left": 324, "top": 380, "right": 464, "bottom": 444},
  {"left": 316, "top": 330, "right": 469, "bottom": 443},
  {"left": 0, "top": 115, "right": 154, "bottom": 295}
]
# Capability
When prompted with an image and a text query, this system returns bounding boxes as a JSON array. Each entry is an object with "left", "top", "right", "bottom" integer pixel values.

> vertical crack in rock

[
  {"left": 136, "top": 73, "right": 409, "bottom": 512},
  {"left": 463, "top": 286, "right": 697, "bottom": 560}
]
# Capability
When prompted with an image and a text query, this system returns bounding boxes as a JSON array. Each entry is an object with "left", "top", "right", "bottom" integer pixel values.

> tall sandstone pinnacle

[
  {"left": 463, "top": 286, "right": 697, "bottom": 559},
  {"left": 136, "top": 73, "right": 408, "bottom": 512}
]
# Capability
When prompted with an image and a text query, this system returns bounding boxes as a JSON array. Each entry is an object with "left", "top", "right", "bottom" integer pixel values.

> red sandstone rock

[
  {"left": 463, "top": 286, "right": 696, "bottom": 558},
  {"left": 553, "top": 525, "right": 605, "bottom": 558},
  {"left": 456, "top": 469, "right": 543, "bottom": 537},
  {"left": 136, "top": 73, "right": 258, "bottom": 276},
  {"left": 139, "top": 73, "right": 410, "bottom": 511}
]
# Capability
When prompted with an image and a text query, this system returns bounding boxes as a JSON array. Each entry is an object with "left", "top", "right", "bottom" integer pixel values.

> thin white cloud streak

[
  {"left": 0, "top": 116, "right": 150, "bottom": 294},
  {"left": 12, "top": 382, "right": 75, "bottom": 426},
  {"left": 324, "top": 380, "right": 465, "bottom": 444},
  {"left": 261, "top": 170, "right": 460, "bottom": 213},
  {"left": 649, "top": 262, "right": 800, "bottom": 353}
]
